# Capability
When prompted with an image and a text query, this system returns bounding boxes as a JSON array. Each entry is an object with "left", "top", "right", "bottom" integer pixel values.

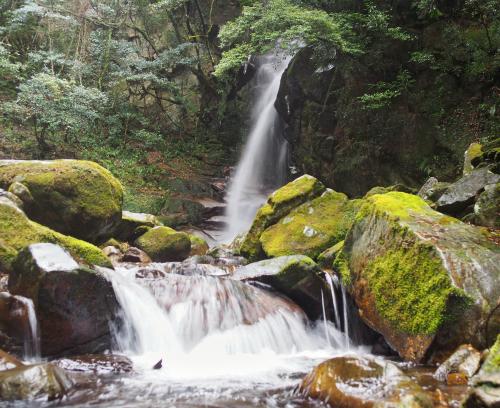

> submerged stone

[
  {"left": 0, "top": 160, "right": 124, "bottom": 242},
  {"left": 0, "top": 363, "right": 72, "bottom": 400},
  {"left": 239, "top": 175, "right": 326, "bottom": 260},
  {"left": 9, "top": 244, "right": 120, "bottom": 357},
  {"left": 341, "top": 192, "right": 500, "bottom": 362},
  {"left": 232, "top": 255, "right": 327, "bottom": 319},
  {"left": 260, "top": 190, "right": 361, "bottom": 259},
  {"left": 0, "top": 199, "right": 111, "bottom": 272},
  {"left": 135, "top": 226, "right": 191, "bottom": 262},
  {"left": 298, "top": 356, "right": 432, "bottom": 408}
]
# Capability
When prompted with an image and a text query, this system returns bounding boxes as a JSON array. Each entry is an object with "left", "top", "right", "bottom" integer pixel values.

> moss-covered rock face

[
  {"left": 0, "top": 198, "right": 111, "bottom": 272},
  {"left": 260, "top": 191, "right": 362, "bottom": 260},
  {"left": 341, "top": 192, "right": 500, "bottom": 362},
  {"left": 463, "top": 335, "right": 500, "bottom": 408},
  {"left": 463, "top": 143, "right": 483, "bottom": 175},
  {"left": 135, "top": 226, "right": 191, "bottom": 262},
  {"left": 10, "top": 244, "right": 120, "bottom": 357},
  {"left": 318, "top": 240, "right": 344, "bottom": 269},
  {"left": 232, "top": 255, "right": 327, "bottom": 319},
  {"left": 0, "top": 363, "right": 72, "bottom": 400},
  {"left": 239, "top": 175, "right": 326, "bottom": 260},
  {"left": 0, "top": 160, "right": 124, "bottom": 242},
  {"left": 298, "top": 356, "right": 432, "bottom": 408}
]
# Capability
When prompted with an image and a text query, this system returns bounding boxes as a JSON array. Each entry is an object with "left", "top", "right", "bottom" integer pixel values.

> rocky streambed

[{"left": 0, "top": 154, "right": 499, "bottom": 407}]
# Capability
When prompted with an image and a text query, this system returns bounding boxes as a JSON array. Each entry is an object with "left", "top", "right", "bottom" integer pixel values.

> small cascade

[
  {"left": 103, "top": 264, "right": 350, "bottom": 379},
  {"left": 324, "top": 272, "right": 351, "bottom": 349},
  {"left": 224, "top": 53, "right": 291, "bottom": 241},
  {"left": 14, "top": 295, "right": 41, "bottom": 361}
]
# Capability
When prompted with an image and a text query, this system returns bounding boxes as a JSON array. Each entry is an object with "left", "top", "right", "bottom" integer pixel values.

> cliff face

[{"left": 273, "top": 5, "right": 497, "bottom": 197}]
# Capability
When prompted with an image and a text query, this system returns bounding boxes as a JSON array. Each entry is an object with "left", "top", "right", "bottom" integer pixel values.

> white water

[
  {"left": 224, "top": 53, "right": 291, "bottom": 241},
  {"left": 13, "top": 295, "right": 41, "bottom": 361},
  {"left": 324, "top": 273, "right": 351, "bottom": 350},
  {"left": 103, "top": 264, "right": 360, "bottom": 385}
]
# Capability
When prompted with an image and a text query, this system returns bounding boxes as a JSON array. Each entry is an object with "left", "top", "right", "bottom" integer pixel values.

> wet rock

[
  {"left": 417, "top": 177, "right": 451, "bottom": 202},
  {"left": 233, "top": 255, "right": 327, "bottom": 319},
  {"left": 434, "top": 344, "right": 481, "bottom": 382},
  {"left": 53, "top": 354, "right": 133, "bottom": 374},
  {"left": 464, "top": 142, "right": 483, "bottom": 175},
  {"left": 463, "top": 335, "right": 500, "bottom": 408},
  {"left": 318, "top": 241, "right": 344, "bottom": 269},
  {"left": 0, "top": 198, "right": 111, "bottom": 273},
  {"left": 340, "top": 192, "right": 500, "bottom": 362},
  {"left": 188, "top": 234, "right": 209, "bottom": 256},
  {"left": 9, "top": 243, "right": 120, "bottom": 357},
  {"left": 121, "top": 247, "right": 152, "bottom": 263},
  {"left": 473, "top": 183, "right": 499, "bottom": 228},
  {"left": 0, "top": 160, "right": 124, "bottom": 242},
  {"left": 240, "top": 175, "right": 326, "bottom": 261},
  {"left": 114, "top": 211, "right": 162, "bottom": 241},
  {"left": 436, "top": 167, "right": 500, "bottom": 215},
  {"left": 260, "top": 190, "right": 362, "bottom": 260},
  {"left": 298, "top": 356, "right": 433, "bottom": 408},
  {"left": 102, "top": 245, "right": 123, "bottom": 264},
  {"left": 0, "top": 363, "right": 72, "bottom": 400},
  {"left": 0, "top": 348, "right": 23, "bottom": 371},
  {"left": 0, "top": 292, "right": 35, "bottom": 354},
  {"left": 135, "top": 226, "right": 191, "bottom": 262}
]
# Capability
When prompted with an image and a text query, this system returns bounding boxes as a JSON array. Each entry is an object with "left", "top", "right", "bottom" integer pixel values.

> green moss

[
  {"left": 333, "top": 249, "right": 351, "bottom": 285},
  {"left": 463, "top": 142, "right": 483, "bottom": 174},
  {"left": 318, "top": 240, "right": 344, "bottom": 268},
  {"left": 239, "top": 175, "right": 325, "bottom": 260},
  {"left": 482, "top": 334, "right": 500, "bottom": 374},
  {"left": 135, "top": 226, "right": 191, "bottom": 261},
  {"left": 189, "top": 234, "right": 209, "bottom": 256},
  {"left": 260, "top": 192, "right": 362, "bottom": 259},
  {"left": 0, "top": 199, "right": 111, "bottom": 271},
  {"left": 365, "top": 244, "right": 470, "bottom": 335}
]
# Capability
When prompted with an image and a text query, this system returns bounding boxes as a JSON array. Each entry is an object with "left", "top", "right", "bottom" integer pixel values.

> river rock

[
  {"left": 473, "top": 183, "right": 499, "bottom": 228},
  {"left": 135, "top": 226, "right": 191, "bottom": 262},
  {"left": 434, "top": 344, "right": 481, "bottom": 383},
  {"left": 232, "top": 255, "right": 327, "bottom": 319},
  {"left": 260, "top": 190, "right": 362, "bottom": 260},
  {"left": 0, "top": 159, "right": 123, "bottom": 242},
  {"left": 298, "top": 356, "right": 432, "bottom": 408},
  {"left": 0, "top": 363, "right": 72, "bottom": 400},
  {"left": 121, "top": 247, "right": 152, "bottom": 263},
  {"left": 239, "top": 175, "right": 326, "bottom": 260},
  {"left": 435, "top": 167, "right": 500, "bottom": 215},
  {"left": 340, "top": 192, "right": 500, "bottom": 362},
  {"left": 9, "top": 243, "right": 120, "bottom": 357},
  {"left": 0, "top": 348, "right": 23, "bottom": 371},
  {"left": 463, "top": 335, "right": 500, "bottom": 408},
  {"left": 0, "top": 196, "right": 111, "bottom": 272},
  {"left": 114, "top": 210, "right": 162, "bottom": 241}
]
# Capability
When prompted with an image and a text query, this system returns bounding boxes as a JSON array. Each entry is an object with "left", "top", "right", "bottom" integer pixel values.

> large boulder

[
  {"left": 298, "top": 356, "right": 432, "bottom": 408},
  {"left": 463, "top": 335, "right": 500, "bottom": 408},
  {"left": 232, "top": 255, "right": 327, "bottom": 319},
  {"left": 9, "top": 243, "right": 120, "bottom": 357},
  {"left": 0, "top": 363, "right": 72, "bottom": 401},
  {"left": 135, "top": 226, "right": 191, "bottom": 262},
  {"left": 239, "top": 175, "right": 326, "bottom": 260},
  {"left": 0, "top": 160, "right": 123, "bottom": 242},
  {"left": 0, "top": 197, "right": 111, "bottom": 272},
  {"left": 260, "top": 190, "right": 362, "bottom": 259},
  {"left": 340, "top": 192, "right": 500, "bottom": 362},
  {"left": 435, "top": 167, "right": 500, "bottom": 215},
  {"left": 114, "top": 210, "right": 162, "bottom": 241}
]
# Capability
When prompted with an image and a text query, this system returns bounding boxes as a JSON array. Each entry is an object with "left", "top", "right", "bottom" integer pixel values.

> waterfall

[
  {"left": 324, "top": 273, "right": 351, "bottom": 349},
  {"left": 13, "top": 295, "right": 41, "bottom": 361},
  {"left": 224, "top": 53, "right": 291, "bottom": 241},
  {"left": 103, "top": 264, "right": 351, "bottom": 379}
]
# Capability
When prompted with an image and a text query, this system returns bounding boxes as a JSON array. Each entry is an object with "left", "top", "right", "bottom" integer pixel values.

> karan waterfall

[{"left": 224, "top": 53, "right": 291, "bottom": 241}]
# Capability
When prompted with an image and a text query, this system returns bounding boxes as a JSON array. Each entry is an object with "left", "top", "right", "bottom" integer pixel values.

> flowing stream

[{"left": 224, "top": 53, "right": 291, "bottom": 241}]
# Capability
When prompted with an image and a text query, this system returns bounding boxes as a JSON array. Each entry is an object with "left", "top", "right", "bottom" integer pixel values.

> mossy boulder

[
  {"left": 9, "top": 243, "right": 120, "bottom": 357},
  {"left": 364, "top": 184, "right": 416, "bottom": 198},
  {"left": 463, "top": 142, "right": 483, "bottom": 175},
  {"left": 462, "top": 335, "right": 500, "bottom": 408},
  {"left": 341, "top": 192, "right": 500, "bottom": 362},
  {"left": 232, "top": 255, "right": 328, "bottom": 319},
  {"left": 240, "top": 175, "right": 326, "bottom": 260},
  {"left": 298, "top": 356, "right": 432, "bottom": 408},
  {"left": 318, "top": 240, "right": 344, "bottom": 269},
  {"left": 188, "top": 234, "right": 209, "bottom": 256},
  {"left": 0, "top": 198, "right": 111, "bottom": 272},
  {"left": 260, "top": 190, "right": 362, "bottom": 260},
  {"left": 0, "top": 160, "right": 124, "bottom": 242},
  {"left": 114, "top": 210, "right": 162, "bottom": 242},
  {"left": 135, "top": 226, "right": 191, "bottom": 262},
  {"left": 0, "top": 363, "right": 72, "bottom": 400},
  {"left": 471, "top": 138, "right": 500, "bottom": 174},
  {"left": 472, "top": 183, "right": 499, "bottom": 228}
]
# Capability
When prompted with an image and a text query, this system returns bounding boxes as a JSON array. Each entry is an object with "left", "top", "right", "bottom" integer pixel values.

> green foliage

[{"left": 358, "top": 70, "right": 415, "bottom": 110}]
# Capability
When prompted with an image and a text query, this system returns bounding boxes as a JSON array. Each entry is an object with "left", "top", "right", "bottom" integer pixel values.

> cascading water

[
  {"left": 12, "top": 295, "right": 41, "bottom": 361},
  {"left": 224, "top": 53, "right": 291, "bottom": 241}
]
